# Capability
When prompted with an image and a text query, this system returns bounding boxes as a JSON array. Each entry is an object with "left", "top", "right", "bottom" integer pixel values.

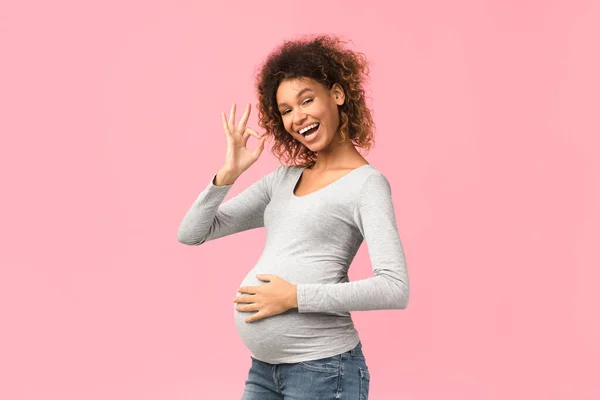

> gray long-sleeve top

[{"left": 177, "top": 163, "right": 409, "bottom": 363}]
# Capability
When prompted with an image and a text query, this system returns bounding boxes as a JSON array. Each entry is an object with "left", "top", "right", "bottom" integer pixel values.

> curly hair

[{"left": 254, "top": 34, "right": 375, "bottom": 168}]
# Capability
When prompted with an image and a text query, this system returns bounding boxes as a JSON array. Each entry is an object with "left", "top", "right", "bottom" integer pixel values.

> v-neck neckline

[{"left": 291, "top": 164, "right": 371, "bottom": 198}]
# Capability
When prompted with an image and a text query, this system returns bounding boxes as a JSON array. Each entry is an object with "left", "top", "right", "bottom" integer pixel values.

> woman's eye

[{"left": 281, "top": 99, "right": 311, "bottom": 115}]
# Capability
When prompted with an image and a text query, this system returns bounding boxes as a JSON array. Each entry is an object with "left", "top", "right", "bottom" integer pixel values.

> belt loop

[{"left": 350, "top": 347, "right": 356, "bottom": 357}]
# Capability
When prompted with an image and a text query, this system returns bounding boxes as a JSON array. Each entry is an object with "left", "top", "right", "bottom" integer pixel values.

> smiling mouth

[{"left": 299, "top": 123, "right": 320, "bottom": 136}]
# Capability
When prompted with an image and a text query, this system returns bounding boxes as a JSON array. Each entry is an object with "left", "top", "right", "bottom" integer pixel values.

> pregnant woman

[{"left": 177, "top": 34, "right": 409, "bottom": 399}]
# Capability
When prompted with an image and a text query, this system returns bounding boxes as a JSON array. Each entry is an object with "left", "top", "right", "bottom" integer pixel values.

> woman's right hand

[{"left": 221, "top": 103, "right": 267, "bottom": 177}]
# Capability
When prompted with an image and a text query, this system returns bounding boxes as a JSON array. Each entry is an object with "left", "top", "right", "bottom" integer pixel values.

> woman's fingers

[
  {"left": 245, "top": 310, "right": 267, "bottom": 323},
  {"left": 247, "top": 128, "right": 261, "bottom": 138},
  {"left": 238, "top": 285, "right": 258, "bottom": 295},
  {"left": 243, "top": 128, "right": 263, "bottom": 142},
  {"left": 221, "top": 112, "right": 230, "bottom": 136},
  {"left": 253, "top": 137, "right": 266, "bottom": 159},
  {"left": 236, "top": 303, "right": 260, "bottom": 312},
  {"left": 224, "top": 103, "right": 264, "bottom": 144},
  {"left": 228, "top": 103, "right": 236, "bottom": 130},
  {"left": 237, "top": 103, "right": 251, "bottom": 132},
  {"left": 233, "top": 295, "right": 255, "bottom": 303}
]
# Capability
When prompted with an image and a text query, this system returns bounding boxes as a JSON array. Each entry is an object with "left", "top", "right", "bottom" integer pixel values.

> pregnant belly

[{"left": 233, "top": 270, "right": 357, "bottom": 363}]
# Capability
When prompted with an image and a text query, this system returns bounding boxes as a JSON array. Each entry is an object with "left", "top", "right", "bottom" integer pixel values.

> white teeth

[{"left": 299, "top": 123, "right": 319, "bottom": 134}]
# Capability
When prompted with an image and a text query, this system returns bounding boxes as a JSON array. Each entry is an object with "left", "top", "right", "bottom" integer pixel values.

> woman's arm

[
  {"left": 177, "top": 166, "right": 282, "bottom": 246},
  {"left": 296, "top": 173, "right": 409, "bottom": 313}
]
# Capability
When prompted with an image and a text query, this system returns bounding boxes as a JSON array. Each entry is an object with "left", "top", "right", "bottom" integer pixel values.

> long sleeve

[
  {"left": 296, "top": 173, "right": 409, "bottom": 313},
  {"left": 177, "top": 166, "right": 281, "bottom": 246}
]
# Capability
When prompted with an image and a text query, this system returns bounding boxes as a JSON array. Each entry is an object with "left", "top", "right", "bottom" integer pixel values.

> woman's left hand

[{"left": 234, "top": 274, "right": 298, "bottom": 323}]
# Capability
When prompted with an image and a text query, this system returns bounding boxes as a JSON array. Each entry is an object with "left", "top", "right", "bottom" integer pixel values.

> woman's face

[{"left": 276, "top": 77, "right": 345, "bottom": 153}]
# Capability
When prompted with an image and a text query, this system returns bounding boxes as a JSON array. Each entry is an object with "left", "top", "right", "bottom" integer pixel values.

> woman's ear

[{"left": 331, "top": 83, "right": 345, "bottom": 106}]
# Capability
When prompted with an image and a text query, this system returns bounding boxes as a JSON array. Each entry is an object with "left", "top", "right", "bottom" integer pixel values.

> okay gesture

[{"left": 234, "top": 274, "right": 298, "bottom": 323}]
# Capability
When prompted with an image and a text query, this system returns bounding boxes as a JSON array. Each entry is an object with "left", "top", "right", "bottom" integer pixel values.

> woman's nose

[{"left": 293, "top": 109, "right": 307, "bottom": 125}]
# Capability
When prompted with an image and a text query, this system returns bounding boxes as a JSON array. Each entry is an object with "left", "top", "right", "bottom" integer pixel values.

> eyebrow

[{"left": 278, "top": 88, "right": 314, "bottom": 108}]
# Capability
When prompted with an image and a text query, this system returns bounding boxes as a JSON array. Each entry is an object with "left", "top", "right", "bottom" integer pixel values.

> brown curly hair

[{"left": 254, "top": 34, "right": 375, "bottom": 168}]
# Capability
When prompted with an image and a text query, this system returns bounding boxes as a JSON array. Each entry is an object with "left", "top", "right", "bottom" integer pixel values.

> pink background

[{"left": 1, "top": 0, "right": 599, "bottom": 399}]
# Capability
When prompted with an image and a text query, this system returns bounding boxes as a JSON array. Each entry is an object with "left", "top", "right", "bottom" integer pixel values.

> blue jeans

[{"left": 241, "top": 341, "right": 370, "bottom": 400}]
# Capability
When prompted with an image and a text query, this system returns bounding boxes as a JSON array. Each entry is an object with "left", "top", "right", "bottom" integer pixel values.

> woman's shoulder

[
  {"left": 352, "top": 164, "right": 393, "bottom": 195},
  {"left": 273, "top": 164, "right": 300, "bottom": 179},
  {"left": 347, "top": 163, "right": 387, "bottom": 182},
  {"left": 260, "top": 164, "right": 300, "bottom": 189}
]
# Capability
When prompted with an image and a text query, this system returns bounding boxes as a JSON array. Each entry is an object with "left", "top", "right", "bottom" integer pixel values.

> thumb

[
  {"left": 256, "top": 274, "right": 274, "bottom": 282},
  {"left": 252, "top": 136, "right": 266, "bottom": 158}
]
